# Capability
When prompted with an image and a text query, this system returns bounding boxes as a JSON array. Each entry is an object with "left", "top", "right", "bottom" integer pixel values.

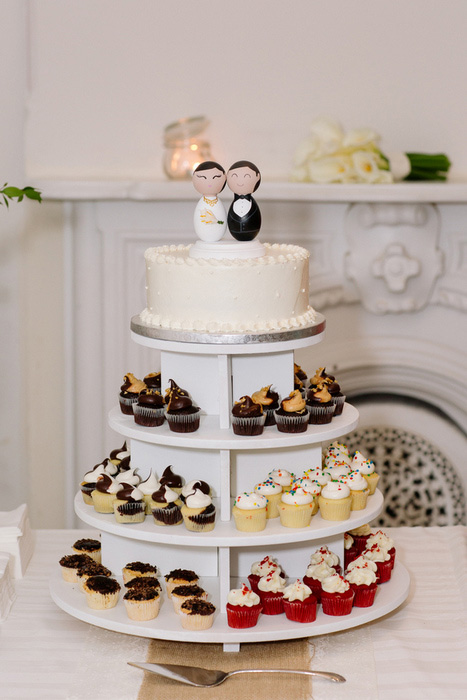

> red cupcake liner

[
  {"left": 344, "top": 546, "right": 359, "bottom": 570},
  {"left": 350, "top": 582, "right": 377, "bottom": 607},
  {"left": 352, "top": 534, "right": 371, "bottom": 554},
  {"left": 283, "top": 596, "right": 317, "bottom": 623},
  {"left": 376, "top": 559, "right": 392, "bottom": 583},
  {"left": 258, "top": 591, "right": 284, "bottom": 615},
  {"left": 320, "top": 588, "right": 354, "bottom": 616},
  {"left": 302, "top": 576, "right": 323, "bottom": 603},
  {"left": 226, "top": 602, "right": 262, "bottom": 628},
  {"left": 247, "top": 574, "right": 260, "bottom": 594}
]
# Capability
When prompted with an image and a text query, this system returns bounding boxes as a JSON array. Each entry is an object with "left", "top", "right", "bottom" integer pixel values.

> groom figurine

[{"left": 226, "top": 160, "right": 261, "bottom": 241}]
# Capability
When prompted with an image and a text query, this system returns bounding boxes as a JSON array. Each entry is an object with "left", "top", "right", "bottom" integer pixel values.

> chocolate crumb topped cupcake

[
  {"left": 165, "top": 380, "right": 201, "bottom": 433},
  {"left": 76, "top": 561, "right": 112, "bottom": 591},
  {"left": 144, "top": 371, "right": 161, "bottom": 391},
  {"left": 72, "top": 538, "right": 101, "bottom": 564},
  {"left": 150, "top": 484, "right": 183, "bottom": 526},
  {"left": 124, "top": 576, "right": 161, "bottom": 592},
  {"left": 122, "top": 561, "right": 159, "bottom": 584},
  {"left": 171, "top": 584, "right": 208, "bottom": 613},
  {"left": 179, "top": 598, "right": 216, "bottom": 630},
  {"left": 165, "top": 569, "right": 199, "bottom": 598},
  {"left": 59, "top": 553, "right": 94, "bottom": 582},
  {"left": 119, "top": 373, "right": 146, "bottom": 415},
  {"left": 83, "top": 575, "right": 120, "bottom": 609},
  {"left": 275, "top": 390, "right": 310, "bottom": 433},
  {"left": 123, "top": 586, "right": 161, "bottom": 620},
  {"left": 251, "top": 385, "right": 280, "bottom": 426},
  {"left": 231, "top": 395, "right": 265, "bottom": 436},
  {"left": 133, "top": 389, "right": 165, "bottom": 427}
]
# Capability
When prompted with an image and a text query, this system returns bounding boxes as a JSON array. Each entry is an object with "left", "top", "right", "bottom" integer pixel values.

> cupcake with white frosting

[
  {"left": 226, "top": 583, "right": 262, "bottom": 628},
  {"left": 113, "top": 483, "right": 146, "bottom": 523},
  {"left": 351, "top": 451, "right": 380, "bottom": 494},
  {"left": 303, "top": 468, "right": 331, "bottom": 487},
  {"left": 303, "top": 561, "right": 336, "bottom": 602},
  {"left": 361, "top": 544, "right": 393, "bottom": 583},
  {"left": 278, "top": 487, "right": 315, "bottom": 528},
  {"left": 257, "top": 569, "right": 286, "bottom": 615},
  {"left": 366, "top": 530, "right": 396, "bottom": 567},
  {"left": 293, "top": 478, "right": 321, "bottom": 515},
  {"left": 254, "top": 479, "right": 282, "bottom": 518},
  {"left": 181, "top": 487, "right": 216, "bottom": 532},
  {"left": 150, "top": 484, "right": 183, "bottom": 526},
  {"left": 138, "top": 470, "right": 160, "bottom": 514},
  {"left": 248, "top": 556, "right": 285, "bottom": 593},
  {"left": 318, "top": 481, "right": 352, "bottom": 521},
  {"left": 309, "top": 545, "right": 341, "bottom": 573},
  {"left": 345, "top": 563, "right": 378, "bottom": 607},
  {"left": 268, "top": 468, "right": 294, "bottom": 492},
  {"left": 327, "top": 463, "right": 352, "bottom": 481},
  {"left": 80, "top": 458, "right": 118, "bottom": 505},
  {"left": 232, "top": 492, "right": 268, "bottom": 532},
  {"left": 91, "top": 473, "right": 121, "bottom": 513},
  {"left": 282, "top": 579, "right": 317, "bottom": 623},
  {"left": 320, "top": 573, "right": 355, "bottom": 615},
  {"left": 340, "top": 471, "right": 371, "bottom": 510}
]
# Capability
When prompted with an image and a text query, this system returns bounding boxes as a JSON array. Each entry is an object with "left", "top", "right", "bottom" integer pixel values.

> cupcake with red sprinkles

[
  {"left": 226, "top": 583, "right": 263, "bottom": 628},
  {"left": 345, "top": 562, "right": 378, "bottom": 607},
  {"left": 257, "top": 569, "right": 286, "bottom": 614},
  {"left": 320, "top": 574, "right": 355, "bottom": 616},
  {"left": 282, "top": 579, "right": 317, "bottom": 623},
  {"left": 248, "top": 556, "right": 285, "bottom": 593}
]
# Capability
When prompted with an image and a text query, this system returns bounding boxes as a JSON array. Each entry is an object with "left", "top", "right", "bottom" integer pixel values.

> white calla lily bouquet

[{"left": 291, "top": 118, "right": 450, "bottom": 184}]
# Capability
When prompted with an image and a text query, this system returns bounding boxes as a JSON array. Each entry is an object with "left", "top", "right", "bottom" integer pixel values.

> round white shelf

[
  {"left": 49, "top": 562, "right": 410, "bottom": 644},
  {"left": 130, "top": 313, "right": 326, "bottom": 354},
  {"left": 108, "top": 403, "right": 359, "bottom": 450},
  {"left": 75, "top": 490, "right": 384, "bottom": 547}
]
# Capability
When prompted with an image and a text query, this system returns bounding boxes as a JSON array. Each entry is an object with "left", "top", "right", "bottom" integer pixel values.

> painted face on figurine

[
  {"left": 192, "top": 161, "right": 226, "bottom": 196},
  {"left": 227, "top": 164, "right": 261, "bottom": 196}
]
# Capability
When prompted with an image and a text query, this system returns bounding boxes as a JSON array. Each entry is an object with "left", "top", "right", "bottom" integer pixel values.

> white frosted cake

[{"left": 140, "top": 242, "right": 316, "bottom": 333}]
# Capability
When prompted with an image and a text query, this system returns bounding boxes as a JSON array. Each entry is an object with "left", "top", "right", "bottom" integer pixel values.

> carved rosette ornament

[{"left": 344, "top": 203, "right": 443, "bottom": 314}]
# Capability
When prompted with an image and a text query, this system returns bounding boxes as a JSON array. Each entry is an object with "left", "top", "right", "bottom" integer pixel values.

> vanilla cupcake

[
  {"left": 159, "top": 465, "right": 184, "bottom": 495},
  {"left": 164, "top": 569, "right": 199, "bottom": 598},
  {"left": 138, "top": 470, "right": 160, "bottom": 514},
  {"left": 123, "top": 587, "right": 161, "bottom": 620},
  {"left": 83, "top": 575, "right": 120, "bottom": 610},
  {"left": 327, "top": 463, "right": 351, "bottom": 481},
  {"left": 232, "top": 492, "right": 268, "bottom": 532},
  {"left": 275, "top": 390, "right": 310, "bottom": 433},
  {"left": 179, "top": 599, "right": 216, "bottom": 630},
  {"left": 318, "top": 481, "right": 352, "bottom": 521},
  {"left": 80, "top": 458, "right": 118, "bottom": 505},
  {"left": 72, "top": 538, "right": 101, "bottom": 564},
  {"left": 340, "top": 471, "right": 370, "bottom": 510},
  {"left": 150, "top": 484, "right": 183, "bottom": 526},
  {"left": 325, "top": 441, "right": 350, "bottom": 461},
  {"left": 181, "top": 479, "right": 211, "bottom": 503},
  {"left": 181, "top": 487, "right": 216, "bottom": 532},
  {"left": 171, "top": 584, "right": 208, "bottom": 613},
  {"left": 115, "top": 467, "right": 140, "bottom": 487},
  {"left": 254, "top": 479, "right": 282, "bottom": 518},
  {"left": 293, "top": 479, "right": 321, "bottom": 515},
  {"left": 303, "top": 468, "right": 331, "bottom": 487},
  {"left": 268, "top": 468, "right": 294, "bottom": 492},
  {"left": 351, "top": 451, "right": 380, "bottom": 494},
  {"left": 122, "top": 561, "right": 159, "bottom": 585},
  {"left": 278, "top": 487, "right": 315, "bottom": 528},
  {"left": 76, "top": 561, "right": 112, "bottom": 592},
  {"left": 113, "top": 483, "right": 146, "bottom": 523},
  {"left": 91, "top": 473, "right": 121, "bottom": 513},
  {"left": 109, "top": 441, "right": 130, "bottom": 466},
  {"left": 59, "top": 554, "right": 93, "bottom": 583}
]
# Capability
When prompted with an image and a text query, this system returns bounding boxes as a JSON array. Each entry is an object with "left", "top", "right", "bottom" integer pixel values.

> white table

[{"left": 1, "top": 527, "right": 466, "bottom": 700}]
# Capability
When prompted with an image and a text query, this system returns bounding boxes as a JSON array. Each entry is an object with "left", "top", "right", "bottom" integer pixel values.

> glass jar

[{"left": 163, "top": 116, "right": 212, "bottom": 180}]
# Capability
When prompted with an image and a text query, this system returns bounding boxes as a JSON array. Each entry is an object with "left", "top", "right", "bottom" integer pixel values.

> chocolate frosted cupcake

[
  {"left": 113, "top": 483, "right": 146, "bottom": 523},
  {"left": 72, "top": 538, "right": 101, "bottom": 564},
  {"left": 306, "top": 383, "right": 335, "bottom": 424},
  {"left": 119, "top": 373, "right": 146, "bottom": 415},
  {"left": 80, "top": 458, "right": 117, "bottom": 505},
  {"left": 231, "top": 395, "right": 265, "bottom": 436},
  {"left": 109, "top": 441, "right": 130, "bottom": 466},
  {"left": 310, "top": 367, "right": 346, "bottom": 416},
  {"left": 144, "top": 371, "right": 161, "bottom": 391},
  {"left": 151, "top": 484, "right": 183, "bottom": 526},
  {"left": 275, "top": 390, "right": 310, "bottom": 433},
  {"left": 165, "top": 380, "right": 201, "bottom": 433},
  {"left": 133, "top": 389, "right": 165, "bottom": 427},
  {"left": 181, "top": 487, "right": 216, "bottom": 532},
  {"left": 83, "top": 575, "right": 120, "bottom": 610},
  {"left": 251, "top": 385, "right": 280, "bottom": 426},
  {"left": 159, "top": 465, "right": 184, "bottom": 495}
]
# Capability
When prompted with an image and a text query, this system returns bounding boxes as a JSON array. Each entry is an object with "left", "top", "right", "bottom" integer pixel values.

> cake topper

[
  {"left": 226, "top": 160, "right": 262, "bottom": 241},
  {"left": 192, "top": 161, "right": 227, "bottom": 242}
]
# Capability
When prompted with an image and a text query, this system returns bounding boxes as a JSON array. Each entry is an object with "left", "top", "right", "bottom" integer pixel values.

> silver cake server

[{"left": 128, "top": 661, "right": 346, "bottom": 687}]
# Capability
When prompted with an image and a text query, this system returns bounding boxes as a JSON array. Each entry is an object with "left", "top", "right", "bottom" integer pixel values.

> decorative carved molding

[{"left": 372, "top": 243, "right": 420, "bottom": 293}]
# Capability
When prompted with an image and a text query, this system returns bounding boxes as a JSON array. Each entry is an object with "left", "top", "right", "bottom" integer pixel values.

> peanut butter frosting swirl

[
  {"left": 280, "top": 390, "right": 306, "bottom": 413},
  {"left": 251, "top": 385, "right": 278, "bottom": 407},
  {"left": 120, "top": 373, "right": 146, "bottom": 394},
  {"left": 307, "top": 383, "right": 332, "bottom": 403}
]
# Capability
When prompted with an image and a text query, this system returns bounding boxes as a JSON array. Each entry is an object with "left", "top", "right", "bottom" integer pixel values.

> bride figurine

[{"left": 192, "top": 161, "right": 227, "bottom": 242}]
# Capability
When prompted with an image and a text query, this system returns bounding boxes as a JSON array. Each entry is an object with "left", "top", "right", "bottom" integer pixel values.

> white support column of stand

[
  {"left": 218, "top": 354, "right": 232, "bottom": 430},
  {"left": 218, "top": 546, "right": 239, "bottom": 652},
  {"left": 219, "top": 450, "right": 231, "bottom": 521}
]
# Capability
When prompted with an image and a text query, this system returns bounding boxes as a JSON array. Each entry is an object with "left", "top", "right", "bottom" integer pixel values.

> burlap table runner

[{"left": 137, "top": 638, "right": 313, "bottom": 699}]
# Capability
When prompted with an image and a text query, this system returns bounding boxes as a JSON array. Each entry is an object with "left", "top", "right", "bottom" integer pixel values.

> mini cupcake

[
  {"left": 150, "top": 484, "right": 183, "bottom": 526},
  {"left": 133, "top": 389, "right": 165, "bottom": 427},
  {"left": 80, "top": 458, "right": 118, "bottom": 505},
  {"left": 254, "top": 479, "right": 282, "bottom": 518},
  {"left": 143, "top": 371, "right": 161, "bottom": 391},
  {"left": 303, "top": 468, "right": 331, "bottom": 487},
  {"left": 83, "top": 575, "right": 120, "bottom": 610},
  {"left": 292, "top": 479, "right": 321, "bottom": 515},
  {"left": 361, "top": 544, "right": 392, "bottom": 583},
  {"left": 76, "top": 561, "right": 112, "bottom": 592},
  {"left": 123, "top": 587, "right": 161, "bottom": 620},
  {"left": 344, "top": 533, "right": 360, "bottom": 569},
  {"left": 306, "top": 383, "right": 335, "bottom": 424},
  {"left": 119, "top": 373, "right": 146, "bottom": 415},
  {"left": 59, "top": 553, "right": 93, "bottom": 583},
  {"left": 226, "top": 584, "right": 262, "bottom": 628},
  {"left": 310, "top": 367, "right": 346, "bottom": 416},
  {"left": 165, "top": 380, "right": 201, "bottom": 433},
  {"left": 159, "top": 465, "right": 184, "bottom": 495},
  {"left": 346, "top": 555, "right": 378, "bottom": 575},
  {"left": 309, "top": 546, "right": 341, "bottom": 574},
  {"left": 303, "top": 561, "right": 336, "bottom": 602},
  {"left": 324, "top": 443, "right": 351, "bottom": 469},
  {"left": 294, "top": 374, "right": 306, "bottom": 396},
  {"left": 320, "top": 574, "right": 354, "bottom": 616},
  {"left": 257, "top": 569, "right": 286, "bottom": 615},
  {"left": 248, "top": 556, "right": 285, "bottom": 594},
  {"left": 327, "top": 463, "right": 351, "bottom": 482},
  {"left": 340, "top": 471, "right": 370, "bottom": 510},
  {"left": 268, "top": 468, "right": 294, "bottom": 492},
  {"left": 282, "top": 579, "right": 317, "bottom": 623},
  {"left": 351, "top": 451, "right": 380, "bottom": 494},
  {"left": 294, "top": 362, "right": 308, "bottom": 383},
  {"left": 275, "top": 390, "right": 310, "bottom": 433},
  {"left": 171, "top": 584, "right": 208, "bottom": 613},
  {"left": 91, "top": 473, "right": 121, "bottom": 513},
  {"left": 179, "top": 599, "right": 216, "bottom": 630},
  {"left": 113, "top": 483, "right": 146, "bottom": 523},
  {"left": 180, "top": 479, "right": 211, "bottom": 503},
  {"left": 122, "top": 561, "right": 159, "bottom": 585},
  {"left": 72, "top": 538, "right": 101, "bottom": 564},
  {"left": 251, "top": 385, "right": 280, "bottom": 426},
  {"left": 138, "top": 470, "right": 160, "bottom": 514},
  {"left": 181, "top": 488, "right": 216, "bottom": 532},
  {"left": 278, "top": 488, "right": 315, "bottom": 528},
  {"left": 318, "top": 481, "right": 352, "bottom": 521},
  {"left": 115, "top": 467, "right": 140, "bottom": 487},
  {"left": 109, "top": 442, "right": 130, "bottom": 466},
  {"left": 345, "top": 564, "right": 378, "bottom": 607},
  {"left": 231, "top": 395, "right": 265, "bottom": 436},
  {"left": 366, "top": 530, "right": 396, "bottom": 568},
  {"left": 125, "top": 576, "right": 162, "bottom": 593},
  {"left": 232, "top": 492, "right": 268, "bottom": 532},
  {"left": 165, "top": 569, "right": 199, "bottom": 598},
  {"left": 347, "top": 524, "right": 372, "bottom": 554}
]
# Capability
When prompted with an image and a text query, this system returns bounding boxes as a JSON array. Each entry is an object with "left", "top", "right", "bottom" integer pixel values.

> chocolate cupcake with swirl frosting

[
  {"left": 231, "top": 395, "right": 266, "bottom": 436},
  {"left": 251, "top": 385, "right": 280, "bottom": 426},
  {"left": 165, "top": 380, "right": 201, "bottom": 433},
  {"left": 306, "top": 382, "right": 335, "bottom": 424},
  {"left": 119, "top": 373, "right": 146, "bottom": 415},
  {"left": 133, "top": 389, "right": 165, "bottom": 427},
  {"left": 310, "top": 367, "right": 346, "bottom": 416},
  {"left": 150, "top": 484, "right": 183, "bottom": 526},
  {"left": 275, "top": 390, "right": 310, "bottom": 433}
]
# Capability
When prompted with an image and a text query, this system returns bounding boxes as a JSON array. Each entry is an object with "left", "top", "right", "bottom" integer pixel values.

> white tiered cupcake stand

[{"left": 50, "top": 313, "right": 410, "bottom": 651}]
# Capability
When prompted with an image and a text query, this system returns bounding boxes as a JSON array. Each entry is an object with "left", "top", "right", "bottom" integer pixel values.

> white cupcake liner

[
  {"left": 231, "top": 414, "right": 266, "bottom": 435},
  {"left": 274, "top": 407, "right": 310, "bottom": 433},
  {"left": 133, "top": 403, "right": 165, "bottom": 424}
]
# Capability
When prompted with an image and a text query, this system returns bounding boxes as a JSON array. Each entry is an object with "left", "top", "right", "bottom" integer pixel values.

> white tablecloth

[{"left": 0, "top": 527, "right": 466, "bottom": 700}]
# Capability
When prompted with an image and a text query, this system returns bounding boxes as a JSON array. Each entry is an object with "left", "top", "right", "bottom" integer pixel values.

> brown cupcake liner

[
  {"left": 275, "top": 408, "right": 310, "bottom": 433},
  {"left": 152, "top": 503, "right": 183, "bottom": 526},
  {"left": 116, "top": 501, "right": 145, "bottom": 516},
  {"left": 307, "top": 403, "right": 335, "bottom": 424}
]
